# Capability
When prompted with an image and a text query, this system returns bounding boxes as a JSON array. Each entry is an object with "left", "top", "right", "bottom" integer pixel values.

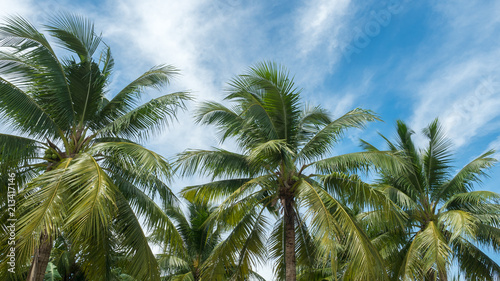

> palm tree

[
  {"left": 152, "top": 202, "right": 220, "bottom": 281},
  {"left": 361, "top": 119, "right": 500, "bottom": 280},
  {"left": 150, "top": 201, "right": 265, "bottom": 280},
  {"left": 177, "top": 62, "right": 404, "bottom": 280},
  {"left": 0, "top": 14, "right": 189, "bottom": 281}
]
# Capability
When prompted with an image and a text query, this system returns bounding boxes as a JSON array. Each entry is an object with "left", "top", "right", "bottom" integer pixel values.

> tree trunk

[
  {"left": 26, "top": 230, "right": 52, "bottom": 281},
  {"left": 284, "top": 196, "right": 296, "bottom": 281}
]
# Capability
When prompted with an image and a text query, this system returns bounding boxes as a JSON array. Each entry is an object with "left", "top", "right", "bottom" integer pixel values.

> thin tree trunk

[
  {"left": 26, "top": 230, "right": 52, "bottom": 281},
  {"left": 284, "top": 196, "right": 296, "bottom": 281}
]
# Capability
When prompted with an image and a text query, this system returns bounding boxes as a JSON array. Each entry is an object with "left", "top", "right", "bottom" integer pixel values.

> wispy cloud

[
  {"left": 0, "top": 0, "right": 33, "bottom": 17},
  {"left": 406, "top": 1, "right": 500, "bottom": 148},
  {"left": 295, "top": 0, "right": 351, "bottom": 55},
  {"left": 90, "top": 0, "right": 273, "bottom": 154}
]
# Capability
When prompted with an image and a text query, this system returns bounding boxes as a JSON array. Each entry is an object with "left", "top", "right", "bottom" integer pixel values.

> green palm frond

[
  {"left": 438, "top": 210, "right": 477, "bottom": 242},
  {"left": 201, "top": 203, "right": 269, "bottom": 280},
  {"left": 297, "top": 180, "right": 387, "bottom": 281},
  {"left": 442, "top": 191, "right": 500, "bottom": 212},
  {"left": 194, "top": 101, "right": 248, "bottom": 143},
  {"left": 111, "top": 174, "right": 182, "bottom": 249},
  {"left": 90, "top": 141, "right": 172, "bottom": 178},
  {"left": 0, "top": 133, "right": 41, "bottom": 168},
  {"left": 474, "top": 223, "right": 500, "bottom": 251},
  {"left": 421, "top": 119, "right": 453, "bottom": 192},
  {"left": 44, "top": 262, "right": 62, "bottom": 281},
  {"left": 0, "top": 15, "right": 75, "bottom": 128},
  {"left": 321, "top": 173, "right": 406, "bottom": 220},
  {"left": 97, "top": 92, "right": 191, "bottom": 141},
  {"left": 314, "top": 150, "right": 407, "bottom": 175},
  {"left": 46, "top": 13, "right": 102, "bottom": 62},
  {"left": 224, "top": 62, "right": 302, "bottom": 146},
  {"left": 17, "top": 158, "right": 73, "bottom": 238},
  {"left": 176, "top": 149, "right": 256, "bottom": 179},
  {"left": 375, "top": 184, "right": 418, "bottom": 210},
  {"left": 181, "top": 178, "right": 254, "bottom": 204},
  {"left": 0, "top": 78, "right": 60, "bottom": 138},
  {"left": 99, "top": 65, "right": 180, "bottom": 122},
  {"left": 451, "top": 237, "right": 500, "bottom": 281},
  {"left": 297, "top": 108, "right": 380, "bottom": 163},
  {"left": 114, "top": 192, "right": 161, "bottom": 281},
  {"left": 436, "top": 150, "right": 497, "bottom": 202},
  {"left": 248, "top": 138, "right": 294, "bottom": 165}
]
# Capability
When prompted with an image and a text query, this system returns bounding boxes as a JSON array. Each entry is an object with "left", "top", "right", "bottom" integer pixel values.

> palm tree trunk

[
  {"left": 26, "top": 230, "right": 52, "bottom": 281},
  {"left": 284, "top": 196, "right": 296, "bottom": 281}
]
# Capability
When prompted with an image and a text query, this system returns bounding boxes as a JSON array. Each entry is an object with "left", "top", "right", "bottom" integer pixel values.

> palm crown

[
  {"left": 177, "top": 61, "right": 404, "bottom": 280},
  {"left": 155, "top": 202, "right": 221, "bottom": 281},
  {"left": 151, "top": 201, "right": 265, "bottom": 281},
  {"left": 0, "top": 14, "right": 189, "bottom": 281},
  {"left": 362, "top": 120, "right": 500, "bottom": 280}
]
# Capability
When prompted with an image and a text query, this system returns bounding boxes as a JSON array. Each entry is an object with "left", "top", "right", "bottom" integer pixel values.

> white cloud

[
  {"left": 0, "top": 0, "right": 33, "bottom": 17},
  {"left": 290, "top": 0, "right": 355, "bottom": 89},
  {"left": 409, "top": 56, "right": 500, "bottom": 147},
  {"left": 296, "top": 0, "right": 351, "bottom": 55},
  {"left": 407, "top": 2, "right": 500, "bottom": 149},
  {"left": 89, "top": 0, "right": 272, "bottom": 154}
]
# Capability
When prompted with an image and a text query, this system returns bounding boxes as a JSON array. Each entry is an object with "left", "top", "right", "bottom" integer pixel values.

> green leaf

[{"left": 44, "top": 262, "right": 62, "bottom": 281}]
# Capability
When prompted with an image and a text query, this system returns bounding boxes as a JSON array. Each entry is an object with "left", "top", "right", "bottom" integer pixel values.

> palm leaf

[
  {"left": 45, "top": 13, "right": 102, "bottom": 62},
  {"left": 99, "top": 65, "right": 180, "bottom": 122},
  {"left": 297, "top": 108, "right": 380, "bottom": 163},
  {"left": 97, "top": 92, "right": 190, "bottom": 141},
  {"left": 113, "top": 192, "right": 161, "bottom": 281},
  {"left": 0, "top": 78, "right": 60, "bottom": 138}
]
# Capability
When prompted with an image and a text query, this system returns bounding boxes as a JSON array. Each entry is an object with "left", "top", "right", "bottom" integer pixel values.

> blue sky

[{"left": 2, "top": 0, "right": 500, "bottom": 278}]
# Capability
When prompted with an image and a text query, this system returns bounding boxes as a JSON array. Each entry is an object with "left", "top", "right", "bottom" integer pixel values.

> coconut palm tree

[
  {"left": 0, "top": 14, "right": 189, "bottom": 281},
  {"left": 360, "top": 119, "right": 500, "bottom": 280},
  {"left": 150, "top": 201, "right": 265, "bottom": 280},
  {"left": 177, "top": 61, "right": 405, "bottom": 281}
]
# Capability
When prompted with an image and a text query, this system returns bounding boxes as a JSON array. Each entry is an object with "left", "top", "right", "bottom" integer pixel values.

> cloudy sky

[{"left": 2, "top": 0, "right": 500, "bottom": 278}]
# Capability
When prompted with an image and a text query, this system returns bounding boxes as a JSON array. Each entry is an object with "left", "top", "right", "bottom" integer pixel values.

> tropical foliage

[
  {"left": 0, "top": 14, "right": 189, "bottom": 281},
  {"left": 176, "top": 61, "right": 405, "bottom": 281},
  {"left": 150, "top": 200, "right": 266, "bottom": 281},
  {"left": 0, "top": 13, "right": 499, "bottom": 281},
  {"left": 361, "top": 120, "right": 500, "bottom": 280}
]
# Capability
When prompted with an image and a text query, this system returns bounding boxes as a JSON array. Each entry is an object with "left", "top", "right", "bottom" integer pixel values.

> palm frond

[
  {"left": 0, "top": 15, "right": 75, "bottom": 127},
  {"left": 0, "top": 78, "right": 60, "bottom": 138},
  {"left": 297, "top": 179, "right": 387, "bottom": 280},
  {"left": 442, "top": 191, "right": 500, "bottom": 212},
  {"left": 436, "top": 150, "right": 497, "bottom": 202},
  {"left": 99, "top": 65, "right": 180, "bottom": 122},
  {"left": 421, "top": 119, "right": 453, "bottom": 192},
  {"left": 452, "top": 237, "right": 500, "bottom": 281},
  {"left": 114, "top": 192, "right": 161, "bottom": 281},
  {"left": 297, "top": 108, "right": 380, "bottom": 163},
  {"left": 313, "top": 150, "right": 407, "bottom": 175},
  {"left": 97, "top": 92, "right": 190, "bottom": 141},
  {"left": 438, "top": 210, "right": 477, "bottom": 242},
  {"left": 0, "top": 133, "right": 41, "bottom": 168},
  {"left": 181, "top": 178, "right": 254, "bottom": 204},
  {"left": 176, "top": 149, "right": 256, "bottom": 179},
  {"left": 90, "top": 141, "right": 172, "bottom": 180},
  {"left": 201, "top": 203, "right": 269, "bottom": 280},
  {"left": 45, "top": 13, "right": 102, "bottom": 62}
]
